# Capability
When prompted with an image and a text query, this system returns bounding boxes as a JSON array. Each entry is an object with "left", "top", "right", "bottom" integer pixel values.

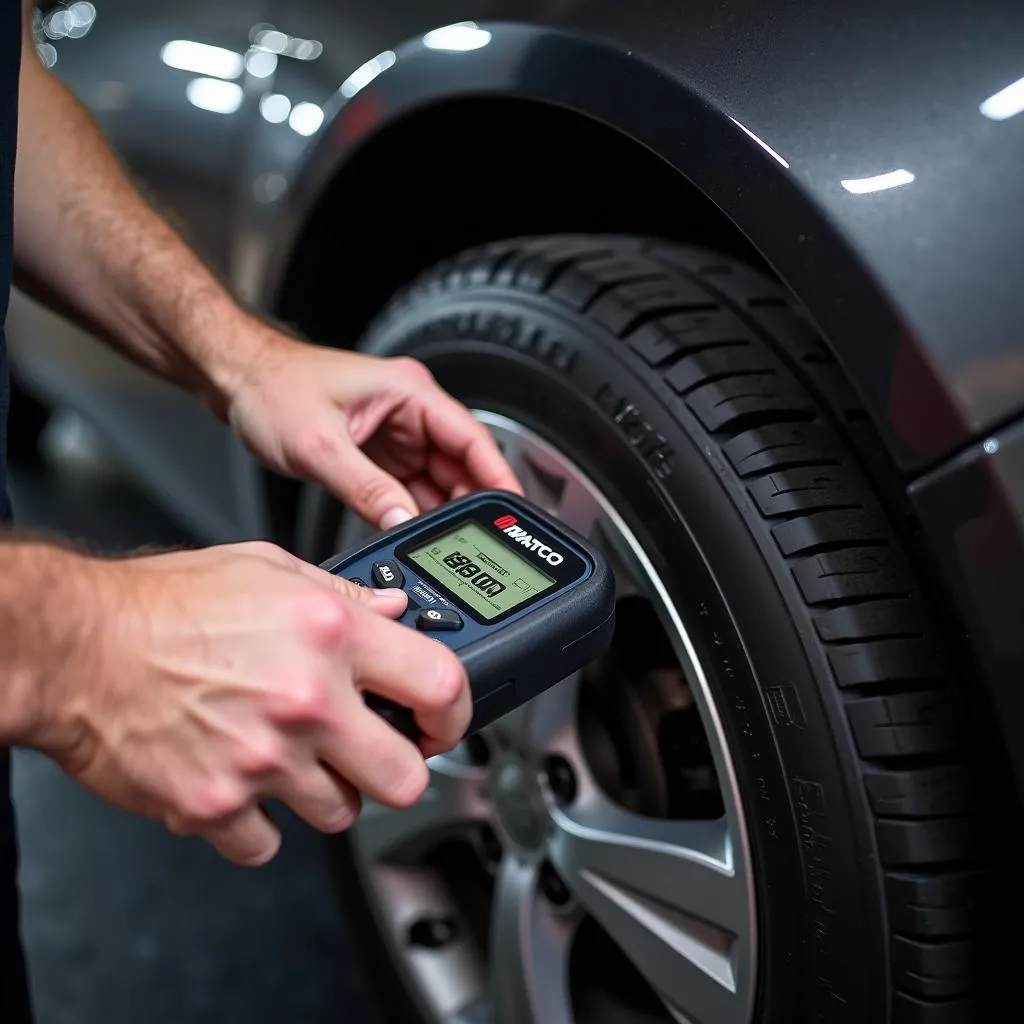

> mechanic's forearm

[
  {"left": 12, "top": 27, "right": 261, "bottom": 416},
  {"left": 0, "top": 536, "right": 100, "bottom": 752}
]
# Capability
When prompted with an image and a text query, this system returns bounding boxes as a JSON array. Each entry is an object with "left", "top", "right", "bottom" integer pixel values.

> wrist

[
  {"left": 174, "top": 303, "right": 298, "bottom": 421},
  {"left": 18, "top": 548, "right": 125, "bottom": 765},
  {"left": 0, "top": 542, "right": 108, "bottom": 753}
]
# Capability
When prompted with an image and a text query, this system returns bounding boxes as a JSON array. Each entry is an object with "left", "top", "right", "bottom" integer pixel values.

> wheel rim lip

[{"left": 345, "top": 409, "right": 757, "bottom": 1024}]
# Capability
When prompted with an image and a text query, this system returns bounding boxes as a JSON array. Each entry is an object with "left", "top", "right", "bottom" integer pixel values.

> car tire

[{"left": 307, "top": 235, "right": 981, "bottom": 1024}]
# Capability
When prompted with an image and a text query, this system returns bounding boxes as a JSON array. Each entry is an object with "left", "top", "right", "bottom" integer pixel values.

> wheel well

[
  {"left": 274, "top": 95, "right": 770, "bottom": 345},
  {"left": 266, "top": 96, "right": 772, "bottom": 543}
]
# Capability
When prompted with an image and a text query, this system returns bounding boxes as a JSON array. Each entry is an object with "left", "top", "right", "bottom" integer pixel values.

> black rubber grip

[{"left": 365, "top": 694, "right": 421, "bottom": 742}]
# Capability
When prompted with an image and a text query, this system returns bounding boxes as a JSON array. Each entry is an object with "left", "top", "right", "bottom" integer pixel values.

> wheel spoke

[
  {"left": 366, "top": 861, "right": 488, "bottom": 1022},
  {"left": 490, "top": 428, "right": 537, "bottom": 500},
  {"left": 489, "top": 670, "right": 581, "bottom": 758},
  {"left": 491, "top": 857, "right": 576, "bottom": 1024},
  {"left": 354, "top": 756, "right": 490, "bottom": 862},
  {"left": 502, "top": 442, "right": 529, "bottom": 488},
  {"left": 492, "top": 422, "right": 596, "bottom": 536},
  {"left": 516, "top": 446, "right": 569, "bottom": 516},
  {"left": 548, "top": 802, "right": 751, "bottom": 1024},
  {"left": 553, "top": 476, "right": 601, "bottom": 541}
]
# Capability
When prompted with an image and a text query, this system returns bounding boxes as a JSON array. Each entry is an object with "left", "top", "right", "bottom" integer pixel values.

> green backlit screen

[{"left": 406, "top": 520, "right": 556, "bottom": 620}]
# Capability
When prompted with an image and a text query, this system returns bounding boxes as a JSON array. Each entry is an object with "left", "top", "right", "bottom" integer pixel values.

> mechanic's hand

[
  {"left": 37, "top": 542, "right": 470, "bottom": 867},
  {"left": 226, "top": 334, "right": 522, "bottom": 530}
]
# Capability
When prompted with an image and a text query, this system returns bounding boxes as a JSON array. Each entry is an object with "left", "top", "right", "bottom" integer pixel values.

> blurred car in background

[{"left": 10, "top": 2, "right": 1024, "bottom": 1023}]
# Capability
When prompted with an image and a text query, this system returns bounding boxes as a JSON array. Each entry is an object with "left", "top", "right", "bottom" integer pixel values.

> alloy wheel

[{"left": 345, "top": 411, "right": 757, "bottom": 1024}]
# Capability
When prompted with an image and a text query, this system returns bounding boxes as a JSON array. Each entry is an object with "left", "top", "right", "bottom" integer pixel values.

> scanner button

[
  {"left": 416, "top": 608, "right": 463, "bottom": 632},
  {"left": 372, "top": 560, "right": 405, "bottom": 589}
]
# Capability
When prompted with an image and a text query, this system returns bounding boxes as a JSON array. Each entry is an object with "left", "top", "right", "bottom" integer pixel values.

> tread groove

[
  {"left": 579, "top": 276, "right": 646, "bottom": 315},
  {"left": 667, "top": 367, "right": 773, "bottom": 398},
  {"left": 614, "top": 303, "right": 719, "bottom": 341},
  {"left": 710, "top": 408, "right": 818, "bottom": 436}
]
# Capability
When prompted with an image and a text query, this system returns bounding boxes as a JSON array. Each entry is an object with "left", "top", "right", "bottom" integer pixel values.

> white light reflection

[
  {"left": 245, "top": 49, "right": 278, "bottom": 78},
  {"left": 186, "top": 78, "right": 244, "bottom": 115},
  {"left": 729, "top": 116, "right": 790, "bottom": 169},
  {"left": 980, "top": 76, "right": 1024, "bottom": 121},
  {"left": 41, "top": 3, "right": 95, "bottom": 41},
  {"left": 254, "top": 29, "right": 289, "bottom": 54},
  {"left": 840, "top": 169, "right": 915, "bottom": 194},
  {"left": 248, "top": 25, "right": 323, "bottom": 62},
  {"left": 260, "top": 93, "right": 291, "bottom": 124},
  {"left": 43, "top": 10, "right": 71, "bottom": 39},
  {"left": 44, "top": 1, "right": 97, "bottom": 41},
  {"left": 65, "top": 1, "right": 96, "bottom": 38},
  {"left": 36, "top": 42, "right": 57, "bottom": 68},
  {"left": 422, "top": 22, "right": 492, "bottom": 52},
  {"left": 162, "top": 40, "right": 243, "bottom": 80},
  {"left": 341, "top": 50, "right": 396, "bottom": 98},
  {"left": 289, "top": 102, "right": 324, "bottom": 136},
  {"left": 289, "top": 38, "right": 324, "bottom": 61}
]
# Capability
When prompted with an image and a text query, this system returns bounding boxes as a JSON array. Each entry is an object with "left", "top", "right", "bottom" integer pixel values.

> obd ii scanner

[{"left": 320, "top": 491, "right": 616, "bottom": 741}]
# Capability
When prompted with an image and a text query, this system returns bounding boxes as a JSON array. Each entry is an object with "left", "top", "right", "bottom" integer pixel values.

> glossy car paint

[{"left": 8, "top": 2, "right": 1024, "bottom": 794}]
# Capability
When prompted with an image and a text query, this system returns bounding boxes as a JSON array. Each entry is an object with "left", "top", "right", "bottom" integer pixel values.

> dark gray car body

[{"left": 10, "top": 1, "right": 1024, "bottom": 794}]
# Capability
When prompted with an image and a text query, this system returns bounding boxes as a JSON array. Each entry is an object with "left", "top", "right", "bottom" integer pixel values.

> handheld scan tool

[{"left": 320, "top": 491, "right": 616, "bottom": 741}]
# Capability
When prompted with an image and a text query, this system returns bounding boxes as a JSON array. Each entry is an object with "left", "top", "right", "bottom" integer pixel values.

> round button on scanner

[
  {"left": 416, "top": 608, "right": 463, "bottom": 632},
  {"left": 372, "top": 560, "right": 405, "bottom": 589}
]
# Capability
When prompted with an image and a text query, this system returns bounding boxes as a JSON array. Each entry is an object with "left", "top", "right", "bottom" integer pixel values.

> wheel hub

[{"left": 490, "top": 756, "right": 546, "bottom": 853}]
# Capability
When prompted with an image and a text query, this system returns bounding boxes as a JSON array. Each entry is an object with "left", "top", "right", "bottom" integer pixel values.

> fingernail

[
  {"left": 372, "top": 588, "right": 407, "bottom": 600},
  {"left": 380, "top": 507, "right": 414, "bottom": 531}
]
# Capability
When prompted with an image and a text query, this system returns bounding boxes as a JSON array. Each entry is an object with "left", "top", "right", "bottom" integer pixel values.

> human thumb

[
  {"left": 326, "top": 570, "right": 409, "bottom": 607},
  {"left": 295, "top": 559, "right": 410, "bottom": 617}
]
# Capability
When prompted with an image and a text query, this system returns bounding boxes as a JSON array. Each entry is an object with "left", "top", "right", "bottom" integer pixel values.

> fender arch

[{"left": 251, "top": 22, "right": 964, "bottom": 492}]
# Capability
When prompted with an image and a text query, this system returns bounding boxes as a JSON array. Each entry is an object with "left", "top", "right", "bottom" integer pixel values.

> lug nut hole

[
  {"left": 540, "top": 862, "right": 573, "bottom": 907},
  {"left": 543, "top": 755, "right": 577, "bottom": 805},
  {"left": 407, "top": 915, "right": 459, "bottom": 949}
]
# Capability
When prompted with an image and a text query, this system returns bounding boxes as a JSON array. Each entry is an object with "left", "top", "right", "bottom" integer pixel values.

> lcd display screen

[{"left": 406, "top": 520, "right": 556, "bottom": 620}]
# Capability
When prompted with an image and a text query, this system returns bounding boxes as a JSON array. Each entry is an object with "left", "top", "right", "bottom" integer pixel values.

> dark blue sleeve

[{"left": 0, "top": 1, "right": 35, "bottom": 1019}]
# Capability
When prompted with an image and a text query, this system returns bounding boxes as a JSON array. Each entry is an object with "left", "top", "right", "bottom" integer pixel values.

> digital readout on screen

[{"left": 406, "top": 520, "right": 556, "bottom": 620}]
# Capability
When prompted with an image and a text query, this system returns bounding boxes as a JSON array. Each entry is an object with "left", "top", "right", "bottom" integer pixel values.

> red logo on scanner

[{"left": 493, "top": 514, "right": 518, "bottom": 530}]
